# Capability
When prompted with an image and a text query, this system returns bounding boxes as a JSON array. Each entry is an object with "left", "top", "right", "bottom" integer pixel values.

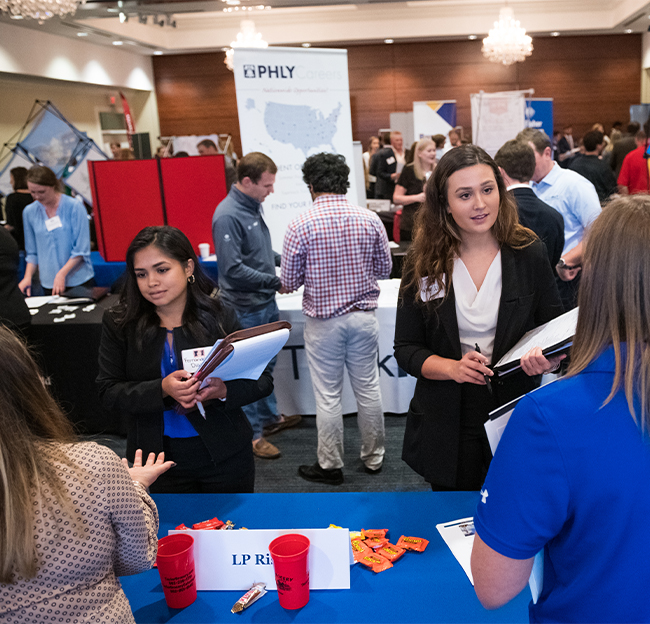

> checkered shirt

[{"left": 281, "top": 194, "right": 392, "bottom": 318}]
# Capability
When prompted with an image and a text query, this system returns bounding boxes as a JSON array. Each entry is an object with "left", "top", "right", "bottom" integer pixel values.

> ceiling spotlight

[
  {"left": 384, "top": 38, "right": 394, "bottom": 44},
  {"left": 625, "top": 28, "right": 633, "bottom": 33},
  {"left": 302, "top": 43, "right": 311, "bottom": 48},
  {"left": 550, "top": 31, "right": 560, "bottom": 37},
  {"left": 77, "top": 31, "right": 88, "bottom": 36},
  {"left": 10, "top": 14, "right": 24, "bottom": 18},
  {"left": 112, "top": 40, "right": 124, "bottom": 45},
  {"left": 119, "top": 11, "right": 128, "bottom": 23},
  {"left": 153, "top": 50, "right": 163, "bottom": 55},
  {"left": 468, "top": 35, "right": 477, "bottom": 40}
]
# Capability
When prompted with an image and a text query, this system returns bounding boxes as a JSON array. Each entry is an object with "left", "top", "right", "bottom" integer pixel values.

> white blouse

[{"left": 453, "top": 251, "right": 502, "bottom": 364}]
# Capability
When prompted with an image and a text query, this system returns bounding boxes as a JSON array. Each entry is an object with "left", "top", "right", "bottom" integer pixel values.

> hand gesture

[
  {"left": 195, "top": 376, "right": 227, "bottom": 403},
  {"left": 451, "top": 351, "right": 493, "bottom": 385},
  {"left": 556, "top": 264, "right": 581, "bottom": 282},
  {"left": 520, "top": 346, "right": 567, "bottom": 376},
  {"left": 51, "top": 272, "right": 67, "bottom": 296},
  {"left": 123, "top": 449, "right": 175, "bottom": 489},
  {"left": 18, "top": 277, "right": 31, "bottom": 296},
  {"left": 161, "top": 370, "right": 199, "bottom": 409}
]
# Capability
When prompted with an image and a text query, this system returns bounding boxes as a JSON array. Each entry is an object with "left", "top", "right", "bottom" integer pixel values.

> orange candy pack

[
  {"left": 351, "top": 538, "right": 372, "bottom": 555},
  {"left": 356, "top": 551, "right": 393, "bottom": 573},
  {"left": 362, "top": 529, "right": 388, "bottom": 539},
  {"left": 396, "top": 535, "right": 429, "bottom": 552},
  {"left": 376, "top": 543, "right": 406, "bottom": 562}
]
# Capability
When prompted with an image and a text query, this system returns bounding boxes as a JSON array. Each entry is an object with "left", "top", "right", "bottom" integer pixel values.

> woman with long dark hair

[
  {"left": 97, "top": 226, "right": 273, "bottom": 493},
  {"left": 472, "top": 195, "right": 650, "bottom": 622},
  {"left": 0, "top": 325, "right": 172, "bottom": 622},
  {"left": 394, "top": 145, "right": 563, "bottom": 491}
]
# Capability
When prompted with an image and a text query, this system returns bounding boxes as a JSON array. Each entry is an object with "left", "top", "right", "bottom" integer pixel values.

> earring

[{"left": 187, "top": 274, "right": 196, "bottom": 284}]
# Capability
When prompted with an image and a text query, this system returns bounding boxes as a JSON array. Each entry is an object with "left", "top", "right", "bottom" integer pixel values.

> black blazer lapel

[
  {"left": 493, "top": 246, "right": 519, "bottom": 362},
  {"left": 436, "top": 287, "right": 462, "bottom": 360}
]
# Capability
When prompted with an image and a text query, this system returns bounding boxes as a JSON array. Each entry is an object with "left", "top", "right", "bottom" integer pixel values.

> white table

[{"left": 274, "top": 279, "right": 416, "bottom": 415}]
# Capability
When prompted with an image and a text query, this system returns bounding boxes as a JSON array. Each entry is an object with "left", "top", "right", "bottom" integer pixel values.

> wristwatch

[{"left": 557, "top": 257, "right": 569, "bottom": 269}]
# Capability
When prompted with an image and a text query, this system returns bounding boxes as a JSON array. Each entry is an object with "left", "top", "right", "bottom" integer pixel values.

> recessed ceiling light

[
  {"left": 625, "top": 28, "right": 633, "bottom": 33},
  {"left": 153, "top": 50, "right": 163, "bottom": 55},
  {"left": 112, "top": 40, "right": 124, "bottom": 46},
  {"left": 302, "top": 43, "right": 311, "bottom": 48},
  {"left": 107, "top": 7, "right": 119, "bottom": 12},
  {"left": 550, "top": 31, "right": 560, "bottom": 37},
  {"left": 384, "top": 38, "right": 394, "bottom": 44},
  {"left": 77, "top": 31, "right": 88, "bottom": 36},
  {"left": 10, "top": 14, "right": 24, "bottom": 19},
  {"left": 468, "top": 35, "right": 477, "bottom": 40}
]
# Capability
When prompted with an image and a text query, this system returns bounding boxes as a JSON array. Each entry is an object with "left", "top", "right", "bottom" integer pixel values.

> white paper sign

[{"left": 168, "top": 528, "right": 351, "bottom": 591}]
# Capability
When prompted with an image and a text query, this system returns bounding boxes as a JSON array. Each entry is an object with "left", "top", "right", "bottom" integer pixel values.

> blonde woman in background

[
  {"left": 363, "top": 135, "right": 380, "bottom": 198},
  {"left": 0, "top": 326, "right": 173, "bottom": 623},
  {"left": 393, "top": 138, "right": 437, "bottom": 241}
]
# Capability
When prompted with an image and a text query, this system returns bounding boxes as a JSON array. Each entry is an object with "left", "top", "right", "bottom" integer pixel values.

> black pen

[{"left": 474, "top": 343, "right": 493, "bottom": 394}]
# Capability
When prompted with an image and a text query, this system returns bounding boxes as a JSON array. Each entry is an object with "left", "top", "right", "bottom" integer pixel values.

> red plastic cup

[
  {"left": 156, "top": 534, "right": 197, "bottom": 609},
  {"left": 268, "top": 533, "right": 310, "bottom": 609}
]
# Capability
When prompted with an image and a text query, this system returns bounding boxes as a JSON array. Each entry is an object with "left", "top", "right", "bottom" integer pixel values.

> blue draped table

[{"left": 120, "top": 491, "right": 529, "bottom": 623}]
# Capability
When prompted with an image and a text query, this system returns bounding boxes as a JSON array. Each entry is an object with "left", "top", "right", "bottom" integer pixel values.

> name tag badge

[
  {"left": 386, "top": 156, "right": 396, "bottom": 165},
  {"left": 181, "top": 346, "right": 212, "bottom": 373},
  {"left": 45, "top": 215, "right": 63, "bottom": 232}
]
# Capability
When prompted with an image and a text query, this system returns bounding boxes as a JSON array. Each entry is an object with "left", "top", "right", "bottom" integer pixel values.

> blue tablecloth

[
  {"left": 120, "top": 491, "right": 529, "bottom": 623},
  {"left": 91, "top": 251, "right": 219, "bottom": 288}
]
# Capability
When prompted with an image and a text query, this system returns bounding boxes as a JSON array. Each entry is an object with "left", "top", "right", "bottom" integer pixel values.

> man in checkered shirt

[{"left": 281, "top": 152, "right": 392, "bottom": 485}]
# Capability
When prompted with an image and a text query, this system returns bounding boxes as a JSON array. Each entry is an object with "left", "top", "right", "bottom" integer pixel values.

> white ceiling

[{"left": 2, "top": 0, "right": 650, "bottom": 55}]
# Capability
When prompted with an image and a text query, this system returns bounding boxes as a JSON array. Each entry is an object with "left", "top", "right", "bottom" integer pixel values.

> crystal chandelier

[
  {"left": 482, "top": 7, "right": 533, "bottom": 66},
  {"left": 224, "top": 20, "right": 268, "bottom": 71},
  {"left": 1, "top": 0, "right": 85, "bottom": 21}
]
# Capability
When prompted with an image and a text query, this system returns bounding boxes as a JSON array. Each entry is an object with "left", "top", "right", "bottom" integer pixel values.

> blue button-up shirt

[
  {"left": 23, "top": 194, "right": 94, "bottom": 289},
  {"left": 531, "top": 163, "right": 601, "bottom": 255}
]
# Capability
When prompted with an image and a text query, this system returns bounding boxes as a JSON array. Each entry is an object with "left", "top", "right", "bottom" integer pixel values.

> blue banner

[{"left": 525, "top": 99, "right": 554, "bottom": 139}]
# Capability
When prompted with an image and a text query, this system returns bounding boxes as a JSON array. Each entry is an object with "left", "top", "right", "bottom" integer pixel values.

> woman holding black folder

[
  {"left": 394, "top": 145, "right": 563, "bottom": 491},
  {"left": 97, "top": 226, "right": 273, "bottom": 493}
]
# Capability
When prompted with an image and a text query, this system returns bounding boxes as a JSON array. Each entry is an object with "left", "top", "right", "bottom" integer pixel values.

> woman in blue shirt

[
  {"left": 472, "top": 194, "right": 650, "bottom": 622},
  {"left": 18, "top": 166, "right": 94, "bottom": 296},
  {"left": 97, "top": 226, "right": 273, "bottom": 492}
]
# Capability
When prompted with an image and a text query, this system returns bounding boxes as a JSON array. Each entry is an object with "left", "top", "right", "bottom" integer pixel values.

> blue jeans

[{"left": 237, "top": 300, "right": 280, "bottom": 438}]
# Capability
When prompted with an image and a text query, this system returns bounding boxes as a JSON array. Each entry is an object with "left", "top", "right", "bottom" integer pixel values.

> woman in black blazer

[
  {"left": 394, "top": 145, "right": 563, "bottom": 491},
  {"left": 97, "top": 226, "right": 273, "bottom": 493}
]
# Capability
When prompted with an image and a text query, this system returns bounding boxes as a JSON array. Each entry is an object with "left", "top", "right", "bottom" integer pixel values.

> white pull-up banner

[
  {"left": 233, "top": 47, "right": 357, "bottom": 250},
  {"left": 470, "top": 91, "right": 527, "bottom": 157}
]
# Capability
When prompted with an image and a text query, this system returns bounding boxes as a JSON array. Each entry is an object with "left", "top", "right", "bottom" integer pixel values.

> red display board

[
  {"left": 89, "top": 160, "right": 165, "bottom": 262},
  {"left": 160, "top": 155, "right": 227, "bottom": 256}
]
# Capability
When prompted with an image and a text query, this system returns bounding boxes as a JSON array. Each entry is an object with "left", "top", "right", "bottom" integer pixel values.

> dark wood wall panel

[{"left": 153, "top": 34, "right": 641, "bottom": 157}]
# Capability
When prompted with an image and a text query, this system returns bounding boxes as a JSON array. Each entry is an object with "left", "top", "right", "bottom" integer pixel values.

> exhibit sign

[
  {"left": 233, "top": 46, "right": 357, "bottom": 249},
  {"left": 525, "top": 98, "right": 554, "bottom": 139},
  {"left": 413, "top": 100, "right": 457, "bottom": 140},
  {"left": 471, "top": 91, "right": 527, "bottom": 157}
]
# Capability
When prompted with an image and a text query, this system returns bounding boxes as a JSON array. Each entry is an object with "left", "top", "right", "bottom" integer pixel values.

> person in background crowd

[
  {"left": 404, "top": 141, "right": 418, "bottom": 165},
  {"left": 617, "top": 130, "right": 650, "bottom": 195},
  {"left": 98, "top": 226, "right": 272, "bottom": 493},
  {"left": 0, "top": 325, "right": 174, "bottom": 623},
  {"left": 394, "top": 145, "right": 563, "bottom": 491},
  {"left": 372, "top": 131, "right": 406, "bottom": 200},
  {"left": 591, "top": 122, "right": 610, "bottom": 148},
  {"left": 197, "top": 138, "right": 236, "bottom": 191},
  {"left": 472, "top": 195, "right": 650, "bottom": 623},
  {"left": 19, "top": 166, "right": 94, "bottom": 297},
  {"left": 556, "top": 125, "right": 576, "bottom": 167},
  {"left": 494, "top": 140, "right": 564, "bottom": 271},
  {"left": 569, "top": 130, "right": 618, "bottom": 202},
  {"left": 609, "top": 121, "right": 640, "bottom": 177},
  {"left": 0, "top": 226, "right": 30, "bottom": 336},
  {"left": 109, "top": 141, "right": 122, "bottom": 160},
  {"left": 608, "top": 120, "right": 623, "bottom": 145},
  {"left": 212, "top": 152, "right": 300, "bottom": 460},
  {"left": 174, "top": 151, "right": 189, "bottom": 158},
  {"left": 517, "top": 128, "right": 601, "bottom": 311},
  {"left": 432, "top": 134, "right": 446, "bottom": 162},
  {"left": 282, "top": 153, "right": 392, "bottom": 485},
  {"left": 448, "top": 129, "right": 462, "bottom": 148},
  {"left": 393, "top": 138, "right": 437, "bottom": 242},
  {"left": 3, "top": 166, "right": 31, "bottom": 250},
  {"left": 363, "top": 135, "right": 380, "bottom": 199}
]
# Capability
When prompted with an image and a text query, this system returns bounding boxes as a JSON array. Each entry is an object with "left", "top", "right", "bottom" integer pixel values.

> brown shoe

[
  {"left": 252, "top": 437, "right": 281, "bottom": 459},
  {"left": 263, "top": 414, "right": 302, "bottom": 437}
]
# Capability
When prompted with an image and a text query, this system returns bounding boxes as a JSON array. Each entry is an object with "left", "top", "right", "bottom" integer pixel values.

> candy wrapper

[
  {"left": 362, "top": 529, "right": 388, "bottom": 539},
  {"left": 356, "top": 551, "right": 393, "bottom": 573},
  {"left": 376, "top": 543, "right": 405, "bottom": 563},
  {"left": 174, "top": 524, "right": 191, "bottom": 531},
  {"left": 349, "top": 531, "right": 364, "bottom": 540},
  {"left": 231, "top": 582, "right": 267, "bottom": 613},
  {"left": 193, "top": 517, "right": 225, "bottom": 530},
  {"left": 365, "top": 536, "right": 389, "bottom": 550},
  {"left": 396, "top": 535, "right": 429, "bottom": 552}
]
